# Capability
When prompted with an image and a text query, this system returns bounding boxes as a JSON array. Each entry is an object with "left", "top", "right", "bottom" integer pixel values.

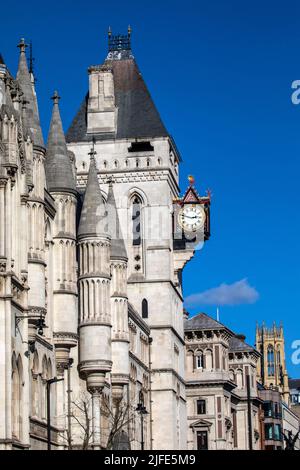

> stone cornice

[
  {"left": 78, "top": 273, "right": 110, "bottom": 281},
  {"left": 150, "top": 324, "right": 185, "bottom": 346},
  {"left": 35, "top": 334, "right": 54, "bottom": 351},
  {"left": 127, "top": 278, "right": 183, "bottom": 302},
  {"left": 128, "top": 305, "right": 150, "bottom": 335},
  {"left": 151, "top": 368, "right": 186, "bottom": 385},
  {"left": 53, "top": 289, "right": 78, "bottom": 296},
  {"left": 79, "top": 321, "right": 112, "bottom": 328},
  {"left": 129, "top": 351, "right": 149, "bottom": 372},
  {"left": 27, "top": 257, "right": 46, "bottom": 267}
]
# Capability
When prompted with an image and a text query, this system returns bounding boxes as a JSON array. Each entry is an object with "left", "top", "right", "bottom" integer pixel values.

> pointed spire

[
  {"left": 45, "top": 91, "right": 76, "bottom": 194},
  {"left": 78, "top": 150, "right": 108, "bottom": 239},
  {"left": 106, "top": 178, "right": 127, "bottom": 260},
  {"left": 17, "top": 38, "right": 44, "bottom": 147},
  {"left": 0, "top": 53, "right": 5, "bottom": 65}
]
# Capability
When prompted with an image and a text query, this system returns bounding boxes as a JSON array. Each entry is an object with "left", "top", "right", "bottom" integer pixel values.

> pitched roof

[
  {"left": 16, "top": 41, "right": 44, "bottom": 147},
  {"left": 77, "top": 157, "right": 107, "bottom": 239},
  {"left": 229, "top": 335, "right": 255, "bottom": 353},
  {"left": 66, "top": 57, "right": 168, "bottom": 142},
  {"left": 184, "top": 312, "right": 227, "bottom": 331},
  {"left": 106, "top": 182, "right": 127, "bottom": 260},
  {"left": 289, "top": 378, "right": 300, "bottom": 390},
  {"left": 45, "top": 92, "right": 76, "bottom": 194}
]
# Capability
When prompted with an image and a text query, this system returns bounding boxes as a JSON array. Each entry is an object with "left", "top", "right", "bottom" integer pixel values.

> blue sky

[{"left": 1, "top": 0, "right": 300, "bottom": 377}]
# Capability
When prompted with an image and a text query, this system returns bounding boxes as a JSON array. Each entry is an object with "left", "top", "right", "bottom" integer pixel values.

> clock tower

[{"left": 173, "top": 176, "right": 210, "bottom": 250}]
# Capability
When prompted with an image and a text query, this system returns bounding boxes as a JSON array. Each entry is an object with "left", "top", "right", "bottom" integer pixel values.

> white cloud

[{"left": 185, "top": 278, "right": 259, "bottom": 307}]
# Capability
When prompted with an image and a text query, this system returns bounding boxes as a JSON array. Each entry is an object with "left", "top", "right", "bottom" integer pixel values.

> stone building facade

[
  {"left": 255, "top": 323, "right": 290, "bottom": 404},
  {"left": 185, "top": 313, "right": 263, "bottom": 450},
  {"left": 289, "top": 379, "right": 300, "bottom": 418},
  {"left": 0, "top": 31, "right": 210, "bottom": 450}
]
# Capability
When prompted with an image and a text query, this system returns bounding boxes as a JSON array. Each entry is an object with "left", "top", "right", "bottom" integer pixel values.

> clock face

[{"left": 178, "top": 204, "right": 206, "bottom": 232}]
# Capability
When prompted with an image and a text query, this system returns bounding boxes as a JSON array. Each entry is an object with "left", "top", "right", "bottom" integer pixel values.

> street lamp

[
  {"left": 136, "top": 391, "right": 148, "bottom": 451},
  {"left": 47, "top": 377, "right": 64, "bottom": 450}
]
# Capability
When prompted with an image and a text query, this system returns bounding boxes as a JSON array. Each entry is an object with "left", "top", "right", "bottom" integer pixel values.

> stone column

[
  {"left": 87, "top": 374, "right": 105, "bottom": 450},
  {"left": 55, "top": 361, "right": 67, "bottom": 448},
  {"left": 90, "top": 389, "right": 101, "bottom": 449}
]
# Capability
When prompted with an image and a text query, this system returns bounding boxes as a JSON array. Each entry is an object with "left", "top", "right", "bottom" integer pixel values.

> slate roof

[
  {"left": 228, "top": 336, "right": 255, "bottom": 353},
  {"left": 16, "top": 43, "right": 44, "bottom": 147},
  {"left": 184, "top": 312, "right": 227, "bottom": 331},
  {"left": 45, "top": 93, "right": 76, "bottom": 194},
  {"left": 106, "top": 182, "right": 127, "bottom": 260},
  {"left": 78, "top": 157, "right": 107, "bottom": 239},
  {"left": 66, "top": 57, "right": 169, "bottom": 142},
  {"left": 289, "top": 379, "right": 300, "bottom": 390},
  {"left": 185, "top": 312, "right": 258, "bottom": 354}
]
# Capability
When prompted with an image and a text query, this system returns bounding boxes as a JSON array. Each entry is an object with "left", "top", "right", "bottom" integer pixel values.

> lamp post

[
  {"left": 47, "top": 377, "right": 64, "bottom": 450},
  {"left": 136, "top": 392, "right": 148, "bottom": 451}
]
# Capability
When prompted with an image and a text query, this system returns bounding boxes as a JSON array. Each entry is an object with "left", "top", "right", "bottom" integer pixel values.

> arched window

[
  {"left": 41, "top": 356, "right": 48, "bottom": 420},
  {"left": 31, "top": 351, "right": 39, "bottom": 417},
  {"left": 12, "top": 354, "right": 21, "bottom": 440},
  {"left": 277, "top": 348, "right": 281, "bottom": 367},
  {"left": 267, "top": 345, "right": 275, "bottom": 376},
  {"left": 236, "top": 369, "right": 243, "bottom": 388},
  {"left": 132, "top": 196, "right": 141, "bottom": 246},
  {"left": 195, "top": 351, "right": 204, "bottom": 369},
  {"left": 142, "top": 299, "right": 148, "bottom": 319},
  {"left": 186, "top": 351, "right": 194, "bottom": 372},
  {"left": 205, "top": 349, "right": 213, "bottom": 370},
  {"left": 229, "top": 369, "right": 235, "bottom": 382}
]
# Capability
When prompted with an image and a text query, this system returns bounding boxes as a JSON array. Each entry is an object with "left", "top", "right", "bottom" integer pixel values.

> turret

[
  {"left": 255, "top": 322, "right": 290, "bottom": 404},
  {"left": 78, "top": 150, "right": 112, "bottom": 448},
  {"left": 16, "top": 38, "right": 44, "bottom": 148},
  {"left": 107, "top": 180, "right": 129, "bottom": 403},
  {"left": 0, "top": 54, "right": 6, "bottom": 106},
  {"left": 16, "top": 38, "right": 47, "bottom": 343},
  {"left": 45, "top": 91, "right": 78, "bottom": 434}
]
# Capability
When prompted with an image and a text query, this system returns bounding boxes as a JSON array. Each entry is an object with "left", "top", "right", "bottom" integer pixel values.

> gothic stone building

[
  {"left": 0, "top": 32, "right": 210, "bottom": 450},
  {"left": 255, "top": 323, "right": 290, "bottom": 405}
]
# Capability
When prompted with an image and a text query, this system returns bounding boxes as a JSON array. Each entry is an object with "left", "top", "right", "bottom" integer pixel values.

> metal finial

[
  {"left": 108, "top": 26, "right": 112, "bottom": 37},
  {"left": 206, "top": 188, "right": 212, "bottom": 199},
  {"left": 128, "top": 25, "right": 132, "bottom": 37},
  {"left": 29, "top": 41, "right": 35, "bottom": 74},
  {"left": 17, "top": 38, "right": 28, "bottom": 53},
  {"left": 188, "top": 175, "right": 195, "bottom": 186},
  {"left": 51, "top": 90, "right": 61, "bottom": 104}
]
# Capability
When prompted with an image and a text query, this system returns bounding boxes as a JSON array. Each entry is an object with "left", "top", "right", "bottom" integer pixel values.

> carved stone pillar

[{"left": 87, "top": 374, "right": 105, "bottom": 450}]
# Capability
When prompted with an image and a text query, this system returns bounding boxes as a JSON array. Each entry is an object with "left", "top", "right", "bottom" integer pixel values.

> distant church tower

[{"left": 255, "top": 323, "right": 290, "bottom": 404}]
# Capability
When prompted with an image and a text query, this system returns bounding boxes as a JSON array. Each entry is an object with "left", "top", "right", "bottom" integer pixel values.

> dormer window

[{"left": 128, "top": 141, "right": 154, "bottom": 152}]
